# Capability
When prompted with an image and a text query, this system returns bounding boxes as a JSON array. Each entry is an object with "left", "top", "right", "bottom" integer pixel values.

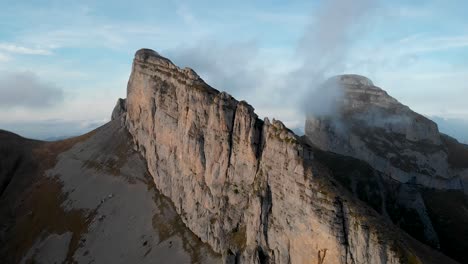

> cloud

[
  {"left": 290, "top": 0, "right": 377, "bottom": 116},
  {"left": 0, "top": 52, "right": 10, "bottom": 62},
  {"left": 253, "top": 11, "right": 309, "bottom": 25},
  {"left": 353, "top": 34, "right": 468, "bottom": 68},
  {"left": 166, "top": 41, "right": 267, "bottom": 97},
  {"left": 176, "top": 2, "right": 197, "bottom": 25},
  {"left": 385, "top": 5, "right": 433, "bottom": 19},
  {"left": 0, "top": 43, "right": 52, "bottom": 55},
  {"left": 0, "top": 71, "right": 64, "bottom": 108},
  {"left": 163, "top": 0, "right": 378, "bottom": 129}
]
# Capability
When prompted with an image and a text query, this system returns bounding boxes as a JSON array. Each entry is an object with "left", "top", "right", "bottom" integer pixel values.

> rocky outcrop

[
  {"left": 124, "top": 49, "right": 457, "bottom": 263},
  {"left": 305, "top": 74, "right": 466, "bottom": 190},
  {"left": 111, "top": 98, "right": 126, "bottom": 121},
  {"left": 305, "top": 74, "right": 468, "bottom": 263}
]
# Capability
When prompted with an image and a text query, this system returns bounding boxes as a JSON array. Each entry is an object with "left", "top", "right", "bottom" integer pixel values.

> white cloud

[
  {"left": 253, "top": 11, "right": 309, "bottom": 25},
  {"left": 385, "top": 6, "right": 433, "bottom": 19},
  {"left": 0, "top": 52, "right": 10, "bottom": 62},
  {"left": 0, "top": 71, "right": 64, "bottom": 108},
  {"left": 398, "top": 35, "right": 468, "bottom": 54},
  {"left": 176, "top": 3, "right": 196, "bottom": 25},
  {"left": 0, "top": 43, "right": 52, "bottom": 55}
]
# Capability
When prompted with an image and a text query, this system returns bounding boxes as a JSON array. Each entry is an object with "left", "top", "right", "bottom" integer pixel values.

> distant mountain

[
  {"left": 42, "top": 135, "right": 73, "bottom": 141},
  {"left": 305, "top": 74, "right": 468, "bottom": 263}
]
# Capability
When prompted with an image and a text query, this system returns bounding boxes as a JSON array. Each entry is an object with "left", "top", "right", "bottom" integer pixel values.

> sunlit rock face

[
  {"left": 305, "top": 74, "right": 466, "bottom": 190},
  {"left": 123, "top": 49, "right": 456, "bottom": 264},
  {"left": 305, "top": 74, "right": 468, "bottom": 264}
]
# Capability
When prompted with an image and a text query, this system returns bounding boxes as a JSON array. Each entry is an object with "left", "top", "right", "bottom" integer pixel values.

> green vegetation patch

[{"left": 228, "top": 225, "right": 247, "bottom": 250}]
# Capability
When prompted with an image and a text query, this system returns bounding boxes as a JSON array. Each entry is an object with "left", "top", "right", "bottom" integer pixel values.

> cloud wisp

[
  {"left": 0, "top": 52, "right": 10, "bottom": 62},
  {"left": 166, "top": 41, "right": 266, "bottom": 96},
  {"left": 165, "top": 0, "right": 378, "bottom": 125},
  {"left": 0, "top": 43, "right": 52, "bottom": 55},
  {"left": 291, "top": 0, "right": 377, "bottom": 116},
  {"left": 0, "top": 71, "right": 64, "bottom": 108}
]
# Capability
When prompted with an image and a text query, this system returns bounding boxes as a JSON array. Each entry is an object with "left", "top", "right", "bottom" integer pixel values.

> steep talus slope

[
  {"left": 305, "top": 74, "right": 468, "bottom": 263},
  {"left": 124, "top": 48, "right": 458, "bottom": 263},
  {"left": 0, "top": 119, "right": 219, "bottom": 263}
]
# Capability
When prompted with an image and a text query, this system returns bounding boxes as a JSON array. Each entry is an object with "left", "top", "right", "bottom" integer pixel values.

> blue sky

[{"left": 0, "top": 0, "right": 468, "bottom": 141}]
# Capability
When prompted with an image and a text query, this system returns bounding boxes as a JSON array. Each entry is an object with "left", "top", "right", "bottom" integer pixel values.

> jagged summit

[
  {"left": 135, "top": 48, "right": 171, "bottom": 65},
  {"left": 135, "top": 48, "right": 160, "bottom": 57},
  {"left": 323, "top": 74, "right": 405, "bottom": 115},
  {"left": 328, "top": 74, "right": 374, "bottom": 87},
  {"left": 134, "top": 48, "right": 202, "bottom": 82}
]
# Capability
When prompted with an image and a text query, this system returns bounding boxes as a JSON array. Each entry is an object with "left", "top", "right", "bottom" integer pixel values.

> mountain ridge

[
  {"left": 0, "top": 48, "right": 464, "bottom": 264},
  {"left": 122, "top": 48, "right": 460, "bottom": 263}
]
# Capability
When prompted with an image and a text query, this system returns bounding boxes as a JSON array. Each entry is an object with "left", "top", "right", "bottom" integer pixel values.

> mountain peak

[
  {"left": 134, "top": 48, "right": 177, "bottom": 69},
  {"left": 329, "top": 74, "right": 374, "bottom": 87},
  {"left": 305, "top": 74, "right": 468, "bottom": 189},
  {"left": 132, "top": 48, "right": 207, "bottom": 90}
]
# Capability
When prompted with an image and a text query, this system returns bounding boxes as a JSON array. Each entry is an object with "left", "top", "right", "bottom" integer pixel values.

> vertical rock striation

[{"left": 124, "top": 49, "right": 456, "bottom": 263}]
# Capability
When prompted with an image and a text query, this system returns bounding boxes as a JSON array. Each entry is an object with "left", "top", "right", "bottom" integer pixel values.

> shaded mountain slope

[
  {"left": 0, "top": 120, "right": 219, "bottom": 263},
  {"left": 307, "top": 140, "right": 468, "bottom": 263},
  {"left": 0, "top": 130, "right": 40, "bottom": 197}
]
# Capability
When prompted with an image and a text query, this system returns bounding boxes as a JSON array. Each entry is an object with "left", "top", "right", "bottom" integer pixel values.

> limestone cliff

[
  {"left": 305, "top": 74, "right": 468, "bottom": 263},
  {"left": 305, "top": 74, "right": 467, "bottom": 191},
  {"left": 123, "top": 49, "right": 457, "bottom": 263}
]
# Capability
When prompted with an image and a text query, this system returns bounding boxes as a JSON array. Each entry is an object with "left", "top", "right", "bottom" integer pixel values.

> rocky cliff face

[
  {"left": 123, "top": 49, "right": 457, "bottom": 263},
  {"left": 305, "top": 74, "right": 467, "bottom": 191},
  {"left": 305, "top": 74, "right": 468, "bottom": 263}
]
